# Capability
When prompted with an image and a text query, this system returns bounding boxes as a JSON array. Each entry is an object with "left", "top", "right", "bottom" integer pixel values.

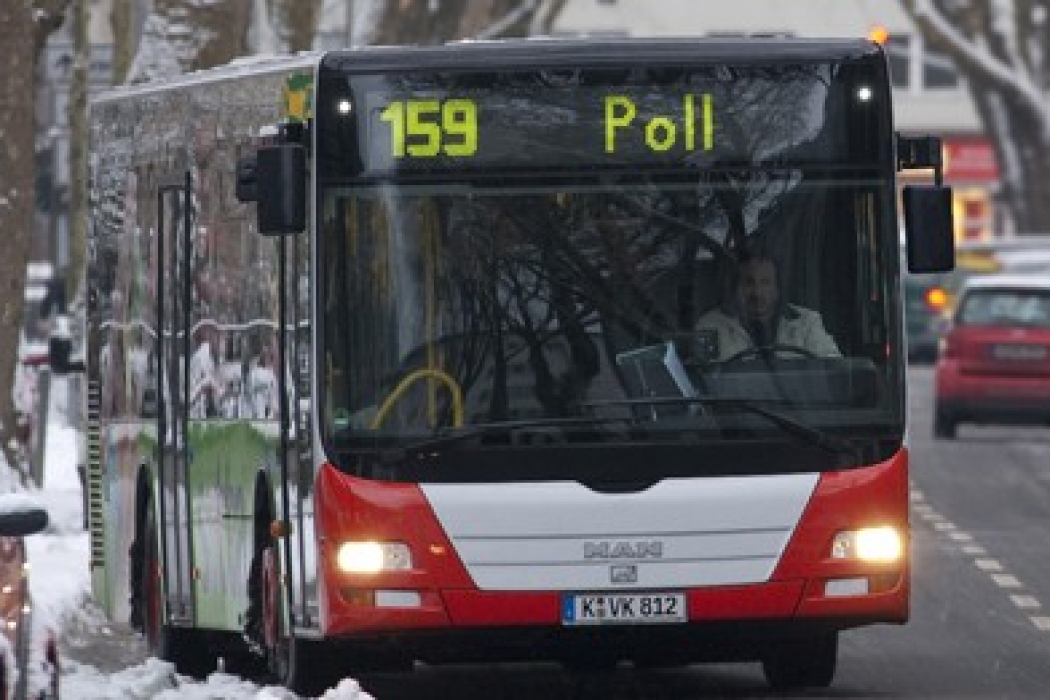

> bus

[{"left": 83, "top": 37, "right": 953, "bottom": 693}]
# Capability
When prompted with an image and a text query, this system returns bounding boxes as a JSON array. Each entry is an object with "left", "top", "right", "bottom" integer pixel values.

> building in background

[{"left": 554, "top": 0, "right": 1000, "bottom": 242}]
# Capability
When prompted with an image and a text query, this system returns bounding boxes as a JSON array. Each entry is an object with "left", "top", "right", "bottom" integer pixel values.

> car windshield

[{"left": 957, "top": 288, "right": 1050, "bottom": 327}]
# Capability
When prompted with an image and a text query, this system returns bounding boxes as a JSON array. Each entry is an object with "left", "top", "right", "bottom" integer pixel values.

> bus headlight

[
  {"left": 336, "top": 541, "right": 412, "bottom": 574},
  {"left": 831, "top": 526, "right": 904, "bottom": 563}
]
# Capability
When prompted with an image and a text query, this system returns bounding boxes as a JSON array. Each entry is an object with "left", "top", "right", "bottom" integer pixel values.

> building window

[
  {"left": 888, "top": 34, "right": 960, "bottom": 91},
  {"left": 922, "top": 45, "right": 959, "bottom": 89},
  {"left": 885, "top": 35, "right": 910, "bottom": 89}
]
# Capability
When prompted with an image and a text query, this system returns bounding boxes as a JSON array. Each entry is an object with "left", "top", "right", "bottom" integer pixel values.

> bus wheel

[
  {"left": 259, "top": 545, "right": 338, "bottom": 694},
  {"left": 761, "top": 633, "right": 837, "bottom": 690},
  {"left": 139, "top": 505, "right": 212, "bottom": 678}
]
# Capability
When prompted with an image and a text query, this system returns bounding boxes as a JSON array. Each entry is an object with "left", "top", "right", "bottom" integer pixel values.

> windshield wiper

[
  {"left": 375, "top": 416, "right": 629, "bottom": 463},
  {"left": 577, "top": 396, "right": 858, "bottom": 458}
]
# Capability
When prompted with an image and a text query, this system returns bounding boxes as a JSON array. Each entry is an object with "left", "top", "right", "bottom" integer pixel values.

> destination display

[
  {"left": 368, "top": 89, "right": 715, "bottom": 168},
  {"left": 339, "top": 62, "right": 874, "bottom": 175}
]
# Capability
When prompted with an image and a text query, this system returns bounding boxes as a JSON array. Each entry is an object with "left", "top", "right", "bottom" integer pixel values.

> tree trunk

[
  {"left": 129, "top": 0, "right": 254, "bottom": 83},
  {"left": 0, "top": 1, "right": 38, "bottom": 477},
  {"left": 274, "top": 0, "right": 320, "bottom": 53},
  {"left": 374, "top": 0, "right": 566, "bottom": 45},
  {"left": 68, "top": 0, "right": 89, "bottom": 302},
  {"left": 110, "top": 0, "right": 136, "bottom": 84},
  {"left": 969, "top": 85, "right": 1050, "bottom": 234}
]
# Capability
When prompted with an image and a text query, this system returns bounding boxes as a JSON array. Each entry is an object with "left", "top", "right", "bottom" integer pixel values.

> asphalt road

[{"left": 63, "top": 365, "right": 1050, "bottom": 698}]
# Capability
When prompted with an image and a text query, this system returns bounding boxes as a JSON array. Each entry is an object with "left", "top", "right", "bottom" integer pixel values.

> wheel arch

[{"left": 253, "top": 470, "right": 276, "bottom": 548}]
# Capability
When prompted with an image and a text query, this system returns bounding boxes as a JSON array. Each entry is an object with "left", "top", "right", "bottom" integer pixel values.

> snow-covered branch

[
  {"left": 911, "top": 0, "right": 1050, "bottom": 132},
  {"left": 477, "top": 0, "right": 538, "bottom": 40}
]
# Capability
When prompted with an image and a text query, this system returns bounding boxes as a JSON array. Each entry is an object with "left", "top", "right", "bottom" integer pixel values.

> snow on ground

[{"left": 11, "top": 377, "right": 374, "bottom": 699}]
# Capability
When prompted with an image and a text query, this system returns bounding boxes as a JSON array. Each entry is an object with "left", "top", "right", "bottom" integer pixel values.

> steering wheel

[{"left": 718, "top": 343, "right": 819, "bottom": 366}]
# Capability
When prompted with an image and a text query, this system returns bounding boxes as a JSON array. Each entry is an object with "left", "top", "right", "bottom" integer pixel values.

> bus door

[{"left": 156, "top": 172, "right": 195, "bottom": 625}]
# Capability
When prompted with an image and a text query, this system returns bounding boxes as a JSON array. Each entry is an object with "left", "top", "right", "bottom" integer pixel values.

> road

[{"left": 63, "top": 366, "right": 1050, "bottom": 698}]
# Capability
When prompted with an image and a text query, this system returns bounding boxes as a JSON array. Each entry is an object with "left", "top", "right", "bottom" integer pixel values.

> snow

[
  {"left": 8, "top": 377, "right": 374, "bottom": 699},
  {"left": 0, "top": 492, "right": 46, "bottom": 516}
]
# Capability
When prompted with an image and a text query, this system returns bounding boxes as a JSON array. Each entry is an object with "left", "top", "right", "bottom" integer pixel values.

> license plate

[
  {"left": 562, "top": 592, "right": 687, "bottom": 625},
  {"left": 990, "top": 344, "right": 1047, "bottom": 361}
]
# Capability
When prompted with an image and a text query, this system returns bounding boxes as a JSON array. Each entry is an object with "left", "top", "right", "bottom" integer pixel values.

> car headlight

[
  {"left": 831, "top": 526, "right": 904, "bottom": 563},
  {"left": 336, "top": 541, "right": 412, "bottom": 573}
]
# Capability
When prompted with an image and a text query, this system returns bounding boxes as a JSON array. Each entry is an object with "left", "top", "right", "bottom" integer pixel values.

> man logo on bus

[{"left": 584, "top": 540, "right": 664, "bottom": 559}]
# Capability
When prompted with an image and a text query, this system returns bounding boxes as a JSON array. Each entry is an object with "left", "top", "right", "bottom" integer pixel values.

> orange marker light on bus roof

[
  {"left": 868, "top": 26, "right": 889, "bottom": 45},
  {"left": 925, "top": 287, "right": 948, "bottom": 309}
]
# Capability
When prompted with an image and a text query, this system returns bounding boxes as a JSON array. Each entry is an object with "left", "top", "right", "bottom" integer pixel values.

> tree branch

[
  {"left": 477, "top": 0, "right": 539, "bottom": 39},
  {"left": 33, "top": 0, "right": 70, "bottom": 59},
  {"left": 909, "top": 0, "right": 1049, "bottom": 131}
]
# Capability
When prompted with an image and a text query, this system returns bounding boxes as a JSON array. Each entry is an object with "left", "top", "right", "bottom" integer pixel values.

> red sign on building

[{"left": 943, "top": 139, "right": 999, "bottom": 182}]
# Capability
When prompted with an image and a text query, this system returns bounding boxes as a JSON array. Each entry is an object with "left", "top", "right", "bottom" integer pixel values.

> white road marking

[
  {"left": 991, "top": 574, "right": 1023, "bottom": 589},
  {"left": 1011, "top": 595, "right": 1041, "bottom": 610},
  {"left": 911, "top": 482, "right": 1049, "bottom": 633},
  {"left": 1031, "top": 617, "right": 1050, "bottom": 632}
]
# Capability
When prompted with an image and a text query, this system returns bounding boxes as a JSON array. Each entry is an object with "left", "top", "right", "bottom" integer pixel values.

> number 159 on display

[{"left": 379, "top": 99, "right": 479, "bottom": 159}]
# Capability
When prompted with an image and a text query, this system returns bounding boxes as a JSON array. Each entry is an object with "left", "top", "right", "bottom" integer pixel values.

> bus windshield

[{"left": 320, "top": 174, "right": 901, "bottom": 445}]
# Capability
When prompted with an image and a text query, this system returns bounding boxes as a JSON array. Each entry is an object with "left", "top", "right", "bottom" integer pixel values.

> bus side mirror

[
  {"left": 251, "top": 144, "right": 306, "bottom": 236},
  {"left": 903, "top": 185, "right": 955, "bottom": 273}
]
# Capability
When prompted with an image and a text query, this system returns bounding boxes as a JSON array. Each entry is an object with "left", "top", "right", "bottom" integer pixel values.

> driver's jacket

[{"left": 695, "top": 304, "right": 841, "bottom": 362}]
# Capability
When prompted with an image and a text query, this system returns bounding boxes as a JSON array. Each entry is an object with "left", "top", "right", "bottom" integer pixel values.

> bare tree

[
  {"left": 372, "top": 0, "right": 567, "bottom": 45},
  {"left": 67, "top": 0, "right": 88, "bottom": 306},
  {"left": 902, "top": 0, "right": 1050, "bottom": 234},
  {"left": 0, "top": 0, "right": 71, "bottom": 479},
  {"left": 127, "top": 0, "right": 254, "bottom": 83},
  {"left": 110, "top": 0, "right": 138, "bottom": 84},
  {"left": 271, "top": 0, "right": 321, "bottom": 52}
]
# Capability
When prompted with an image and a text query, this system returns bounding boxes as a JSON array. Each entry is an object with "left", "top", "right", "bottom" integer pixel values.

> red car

[
  {"left": 0, "top": 495, "right": 57, "bottom": 700},
  {"left": 934, "top": 274, "right": 1050, "bottom": 439}
]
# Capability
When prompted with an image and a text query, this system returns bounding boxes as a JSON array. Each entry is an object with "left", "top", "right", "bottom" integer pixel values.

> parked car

[
  {"left": 933, "top": 273, "right": 1050, "bottom": 439},
  {"left": 0, "top": 494, "right": 57, "bottom": 700}
]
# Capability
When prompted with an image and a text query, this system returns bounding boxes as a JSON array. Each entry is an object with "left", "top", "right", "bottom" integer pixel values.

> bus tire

[
  {"left": 139, "top": 504, "right": 213, "bottom": 679},
  {"left": 256, "top": 543, "right": 340, "bottom": 694},
  {"left": 761, "top": 633, "right": 837, "bottom": 690}
]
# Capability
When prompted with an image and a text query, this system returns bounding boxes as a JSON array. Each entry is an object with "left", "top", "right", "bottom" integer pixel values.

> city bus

[{"left": 83, "top": 37, "right": 953, "bottom": 693}]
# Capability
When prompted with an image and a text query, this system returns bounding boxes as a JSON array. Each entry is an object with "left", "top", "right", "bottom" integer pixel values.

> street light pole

[{"left": 346, "top": 0, "right": 354, "bottom": 47}]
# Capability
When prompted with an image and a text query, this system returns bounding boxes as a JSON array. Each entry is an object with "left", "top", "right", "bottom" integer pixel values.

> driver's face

[{"left": 737, "top": 259, "right": 778, "bottom": 324}]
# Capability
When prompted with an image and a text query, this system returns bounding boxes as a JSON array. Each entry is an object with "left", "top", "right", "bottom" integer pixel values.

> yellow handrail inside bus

[{"left": 370, "top": 368, "right": 464, "bottom": 429}]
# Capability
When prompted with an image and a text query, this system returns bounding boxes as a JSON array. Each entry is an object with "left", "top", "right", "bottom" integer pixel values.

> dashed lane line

[
  {"left": 911, "top": 485, "right": 1048, "bottom": 633},
  {"left": 1010, "top": 595, "right": 1041, "bottom": 610}
]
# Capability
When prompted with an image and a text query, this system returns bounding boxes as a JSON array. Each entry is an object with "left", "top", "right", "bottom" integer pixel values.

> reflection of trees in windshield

[
  {"left": 704, "top": 64, "right": 832, "bottom": 163},
  {"left": 435, "top": 187, "right": 739, "bottom": 420},
  {"left": 326, "top": 169, "right": 865, "bottom": 433}
]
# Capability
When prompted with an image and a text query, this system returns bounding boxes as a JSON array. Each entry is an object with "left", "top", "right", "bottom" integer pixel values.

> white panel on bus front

[{"left": 421, "top": 473, "right": 819, "bottom": 591}]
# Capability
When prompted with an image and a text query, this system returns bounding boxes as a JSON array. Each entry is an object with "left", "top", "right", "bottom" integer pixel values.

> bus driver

[{"left": 696, "top": 250, "right": 841, "bottom": 362}]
